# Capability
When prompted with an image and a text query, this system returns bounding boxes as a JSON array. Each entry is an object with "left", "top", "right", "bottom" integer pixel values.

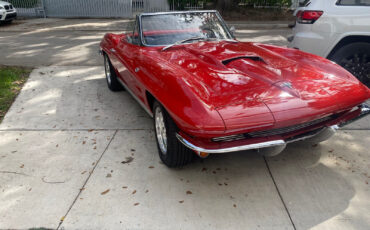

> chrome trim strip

[
  {"left": 177, "top": 125, "right": 340, "bottom": 154},
  {"left": 176, "top": 133, "right": 286, "bottom": 154},
  {"left": 116, "top": 78, "right": 153, "bottom": 117},
  {"left": 339, "top": 104, "right": 370, "bottom": 128}
]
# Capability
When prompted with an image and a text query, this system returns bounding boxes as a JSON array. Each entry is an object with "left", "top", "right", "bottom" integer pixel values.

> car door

[{"left": 115, "top": 18, "right": 142, "bottom": 96}]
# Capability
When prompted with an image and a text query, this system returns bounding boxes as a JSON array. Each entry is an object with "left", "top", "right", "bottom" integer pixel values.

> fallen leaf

[
  {"left": 328, "top": 149, "right": 334, "bottom": 153},
  {"left": 186, "top": 191, "right": 192, "bottom": 195},
  {"left": 106, "top": 173, "right": 112, "bottom": 178},
  {"left": 60, "top": 216, "right": 65, "bottom": 221},
  {"left": 145, "top": 190, "right": 149, "bottom": 193},
  {"left": 212, "top": 171, "right": 216, "bottom": 174},
  {"left": 224, "top": 182, "right": 228, "bottom": 186},
  {"left": 131, "top": 149, "right": 136, "bottom": 152},
  {"left": 218, "top": 183, "right": 222, "bottom": 186},
  {"left": 201, "top": 168, "right": 207, "bottom": 172},
  {"left": 56, "top": 144, "right": 59, "bottom": 147},
  {"left": 216, "top": 168, "right": 221, "bottom": 171},
  {"left": 93, "top": 146, "right": 97, "bottom": 150},
  {"left": 81, "top": 171, "right": 87, "bottom": 174},
  {"left": 121, "top": 157, "right": 134, "bottom": 164},
  {"left": 312, "top": 144, "right": 318, "bottom": 147},
  {"left": 148, "top": 166, "right": 154, "bottom": 169},
  {"left": 11, "top": 151, "right": 17, "bottom": 153},
  {"left": 134, "top": 203, "right": 139, "bottom": 206},
  {"left": 20, "top": 164, "right": 24, "bottom": 168},
  {"left": 101, "top": 189, "right": 110, "bottom": 195},
  {"left": 132, "top": 190, "right": 137, "bottom": 194},
  {"left": 122, "top": 186, "right": 128, "bottom": 189},
  {"left": 82, "top": 141, "right": 86, "bottom": 145},
  {"left": 179, "top": 200, "right": 184, "bottom": 203},
  {"left": 39, "top": 72, "right": 45, "bottom": 75},
  {"left": 233, "top": 204, "right": 237, "bottom": 208},
  {"left": 29, "top": 188, "right": 32, "bottom": 191}
]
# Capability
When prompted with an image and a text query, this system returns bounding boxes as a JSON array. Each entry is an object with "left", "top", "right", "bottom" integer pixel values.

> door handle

[
  {"left": 135, "top": 67, "right": 140, "bottom": 73},
  {"left": 110, "top": 48, "right": 116, "bottom": 53}
]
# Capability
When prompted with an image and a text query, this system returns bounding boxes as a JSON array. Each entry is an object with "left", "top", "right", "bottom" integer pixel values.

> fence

[
  {"left": 11, "top": 0, "right": 298, "bottom": 18},
  {"left": 7, "top": 0, "right": 45, "bottom": 17}
]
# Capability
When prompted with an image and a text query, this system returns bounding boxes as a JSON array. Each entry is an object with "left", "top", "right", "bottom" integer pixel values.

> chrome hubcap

[
  {"left": 155, "top": 107, "right": 167, "bottom": 154},
  {"left": 105, "top": 56, "right": 112, "bottom": 85}
]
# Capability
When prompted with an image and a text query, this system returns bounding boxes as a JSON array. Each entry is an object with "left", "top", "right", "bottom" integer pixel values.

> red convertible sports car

[{"left": 100, "top": 10, "right": 370, "bottom": 167}]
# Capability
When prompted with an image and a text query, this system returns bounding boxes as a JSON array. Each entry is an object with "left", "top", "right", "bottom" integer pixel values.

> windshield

[{"left": 140, "top": 12, "right": 232, "bottom": 46}]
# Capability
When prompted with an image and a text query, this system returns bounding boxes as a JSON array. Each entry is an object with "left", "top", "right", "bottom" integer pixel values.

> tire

[
  {"left": 153, "top": 101, "right": 194, "bottom": 167},
  {"left": 104, "top": 54, "right": 123, "bottom": 92},
  {"left": 330, "top": 42, "right": 370, "bottom": 88}
]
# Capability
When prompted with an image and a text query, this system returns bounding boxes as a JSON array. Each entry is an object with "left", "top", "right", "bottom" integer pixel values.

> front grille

[
  {"left": 248, "top": 116, "right": 331, "bottom": 138},
  {"left": 5, "top": 13, "right": 16, "bottom": 20},
  {"left": 212, "top": 116, "right": 332, "bottom": 142}
]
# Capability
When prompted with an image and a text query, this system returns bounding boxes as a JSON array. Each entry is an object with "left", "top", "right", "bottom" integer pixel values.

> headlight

[{"left": 0, "top": 6, "right": 4, "bottom": 9}]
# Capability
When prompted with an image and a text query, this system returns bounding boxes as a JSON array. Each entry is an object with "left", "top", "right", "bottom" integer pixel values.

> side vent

[{"left": 222, "top": 56, "right": 265, "bottom": 65}]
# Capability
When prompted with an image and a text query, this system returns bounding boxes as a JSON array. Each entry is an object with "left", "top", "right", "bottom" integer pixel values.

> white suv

[
  {"left": 0, "top": 1, "right": 16, "bottom": 23},
  {"left": 288, "top": 0, "right": 370, "bottom": 88}
]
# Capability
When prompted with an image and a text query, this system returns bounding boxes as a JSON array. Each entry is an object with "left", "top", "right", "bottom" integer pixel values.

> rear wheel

[
  {"left": 104, "top": 54, "right": 123, "bottom": 92},
  {"left": 330, "top": 42, "right": 370, "bottom": 88},
  {"left": 153, "top": 102, "right": 194, "bottom": 167}
]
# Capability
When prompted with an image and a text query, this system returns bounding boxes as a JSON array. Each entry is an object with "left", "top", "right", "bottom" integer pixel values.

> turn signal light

[{"left": 297, "top": 10, "right": 323, "bottom": 24}]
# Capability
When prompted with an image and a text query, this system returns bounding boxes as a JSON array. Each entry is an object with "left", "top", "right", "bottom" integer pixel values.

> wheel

[
  {"left": 104, "top": 54, "right": 123, "bottom": 92},
  {"left": 153, "top": 101, "right": 194, "bottom": 167},
  {"left": 330, "top": 42, "right": 370, "bottom": 88}
]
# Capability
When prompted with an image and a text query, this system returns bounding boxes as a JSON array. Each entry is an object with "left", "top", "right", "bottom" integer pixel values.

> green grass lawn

[{"left": 0, "top": 66, "right": 31, "bottom": 123}]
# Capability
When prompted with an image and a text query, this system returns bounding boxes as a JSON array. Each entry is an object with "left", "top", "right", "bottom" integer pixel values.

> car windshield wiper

[{"left": 162, "top": 36, "right": 210, "bottom": 51}]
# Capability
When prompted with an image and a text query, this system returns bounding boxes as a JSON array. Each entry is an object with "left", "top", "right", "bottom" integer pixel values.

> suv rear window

[{"left": 337, "top": 0, "right": 370, "bottom": 6}]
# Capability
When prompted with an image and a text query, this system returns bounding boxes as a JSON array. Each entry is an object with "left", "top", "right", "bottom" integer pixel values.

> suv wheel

[{"left": 330, "top": 42, "right": 370, "bottom": 88}]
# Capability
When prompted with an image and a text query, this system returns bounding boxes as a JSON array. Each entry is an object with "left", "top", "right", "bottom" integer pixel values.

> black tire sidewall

[
  {"left": 104, "top": 55, "right": 112, "bottom": 88},
  {"left": 153, "top": 102, "right": 172, "bottom": 164},
  {"left": 104, "top": 54, "right": 123, "bottom": 91},
  {"left": 330, "top": 42, "right": 370, "bottom": 87}
]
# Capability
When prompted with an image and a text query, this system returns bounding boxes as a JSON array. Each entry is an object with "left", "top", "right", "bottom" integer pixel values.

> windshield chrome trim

[{"left": 138, "top": 10, "right": 234, "bottom": 47}]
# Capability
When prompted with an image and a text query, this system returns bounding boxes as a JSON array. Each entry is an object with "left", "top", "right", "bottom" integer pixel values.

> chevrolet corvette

[{"left": 100, "top": 10, "right": 370, "bottom": 167}]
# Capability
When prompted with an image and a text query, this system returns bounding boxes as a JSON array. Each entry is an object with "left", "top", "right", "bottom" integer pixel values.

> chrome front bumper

[{"left": 176, "top": 104, "right": 370, "bottom": 154}]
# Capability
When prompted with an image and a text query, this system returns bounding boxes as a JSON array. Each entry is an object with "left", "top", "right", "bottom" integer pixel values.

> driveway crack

[
  {"left": 264, "top": 157, "right": 297, "bottom": 230},
  {"left": 56, "top": 129, "right": 118, "bottom": 229}
]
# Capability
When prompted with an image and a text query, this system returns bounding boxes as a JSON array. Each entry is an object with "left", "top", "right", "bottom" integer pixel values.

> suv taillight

[{"left": 297, "top": 10, "right": 323, "bottom": 24}]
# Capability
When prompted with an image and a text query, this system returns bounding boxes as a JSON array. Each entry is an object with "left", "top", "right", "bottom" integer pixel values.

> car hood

[
  {"left": 156, "top": 41, "right": 370, "bottom": 132},
  {"left": 0, "top": 1, "right": 10, "bottom": 6}
]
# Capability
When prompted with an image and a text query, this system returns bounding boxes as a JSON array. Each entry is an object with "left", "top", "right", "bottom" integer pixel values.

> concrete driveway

[{"left": 0, "top": 19, "right": 369, "bottom": 230}]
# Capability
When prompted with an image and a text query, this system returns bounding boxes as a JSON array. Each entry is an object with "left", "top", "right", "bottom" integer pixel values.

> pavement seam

[
  {"left": 263, "top": 157, "right": 297, "bottom": 230},
  {"left": 56, "top": 129, "right": 118, "bottom": 230}
]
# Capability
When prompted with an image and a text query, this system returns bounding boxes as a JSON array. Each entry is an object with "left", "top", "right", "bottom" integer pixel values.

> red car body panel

[{"left": 100, "top": 33, "right": 370, "bottom": 140}]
